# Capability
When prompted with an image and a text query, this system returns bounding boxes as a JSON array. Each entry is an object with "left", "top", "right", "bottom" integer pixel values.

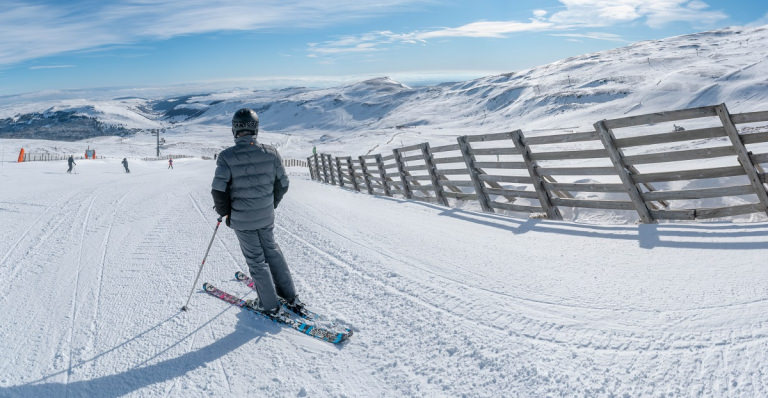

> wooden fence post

[
  {"left": 313, "top": 153, "right": 320, "bottom": 182},
  {"left": 594, "top": 120, "right": 654, "bottom": 223},
  {"left": 306, "top": 156, "right": 315, "bottom": 180},
  {"left": 511, "top": 130, "right": 562, "bottom": 220},
  {"left": 335, "top": 157, "right": 345, "bottom": 187},
  {"left": 375, "top": 154, "right": 392, "bottom": 196},
  {"left": 346, "top": 157, "right": 360, "bottom": 192},
  {"left": 326, "top": 154, "right": 336, "bottom": 185},
  {"left": 716, "top": 103, "right": 768, "bottom": 216},
  {"left": 320, "top": 153, "right": 330, "bottom": 183},
  {"left": 359, "top": 156, "right": 374, "bottom": 194},
  {"left": 457, "top": 136, "right": 493, "bottom": 213},
  {"left": 392, "top": 148, "right": 413, "bottom": 199},
  {"left": 319, "top": 153, "right": 326, "bottom": 182},
  {"left": 421, "top": 143, "right": 448, "bottom": 206}
]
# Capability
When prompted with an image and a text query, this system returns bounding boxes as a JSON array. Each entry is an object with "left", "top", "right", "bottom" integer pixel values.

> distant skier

[
  {"left": 211, "top": 108, "right": 301, "bottom": 316},
  {"left": 168, "top": 158, "right": 174, "bottom": 169},
  {"left": 67, "top": 155, "right": 76, "bottom": 173},
  {"left": 122, "top": 158, "right": 130, "bottom": 173}
]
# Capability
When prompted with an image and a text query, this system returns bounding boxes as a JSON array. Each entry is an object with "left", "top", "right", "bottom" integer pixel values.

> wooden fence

[
  {"left": 141, "top": 154, "right": 195, "bottom": 161},
  {"left": 17, "top": 154, "right": 307, "bottom": 168},
  {"left": 21, "top": 153, "right": 90, "bottom": 162},
  {"left": 283, "top": 158, "right": 308, "bottom": 168},
  {"left": 308, "top": 103, "right": 768, "bottom": 223}
]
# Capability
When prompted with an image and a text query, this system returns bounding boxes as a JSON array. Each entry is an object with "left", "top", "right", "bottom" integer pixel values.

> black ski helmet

[{"left": 231, "top": 108, "right": 259, "bottom": 137}]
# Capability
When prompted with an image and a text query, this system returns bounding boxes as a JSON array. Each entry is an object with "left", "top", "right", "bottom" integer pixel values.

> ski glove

[
  {"left": 211, "top": 188, "right": 231, "bottom": 217},
  {"left": 274, "top": 180, "right": 288, "bottom": 209}
]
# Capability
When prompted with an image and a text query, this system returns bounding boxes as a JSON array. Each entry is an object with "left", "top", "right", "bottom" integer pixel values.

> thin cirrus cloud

[
  {"left": 307, "top": 0, "right": 728, "bottom": 56},
  {"left": 28, "top": 65, "right": 76, "bottom": 70},
  {"left": 0, "top": 0, "right": 427, "bottom": 66},
  {"left": 549, "top": 32, "right": 627, "bottom": 42},
  {"left": 307, "top": 20, "right": 554, "bottom": 55}
]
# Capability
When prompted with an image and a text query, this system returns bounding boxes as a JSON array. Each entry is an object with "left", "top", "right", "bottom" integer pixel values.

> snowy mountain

[
  {"left": 3, "top": 24, "right": 768, "bottom": 397},
  {"left": 2, "top": 25, "right": 767, "bottom": 143}
]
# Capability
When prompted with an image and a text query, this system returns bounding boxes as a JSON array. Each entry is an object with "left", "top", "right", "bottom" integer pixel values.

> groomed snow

[{"left": 1, "top": 158, "right": 767, "bottom": 396}]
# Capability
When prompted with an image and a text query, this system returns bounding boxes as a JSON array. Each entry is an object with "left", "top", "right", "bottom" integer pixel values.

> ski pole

[{"left": 181, "top": 216, "right": 223, "bottom": 311}]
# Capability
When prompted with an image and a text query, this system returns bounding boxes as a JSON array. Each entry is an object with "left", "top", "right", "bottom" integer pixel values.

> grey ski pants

[{"left": 234, "top": 225, "right": 296, "bottom": 311}]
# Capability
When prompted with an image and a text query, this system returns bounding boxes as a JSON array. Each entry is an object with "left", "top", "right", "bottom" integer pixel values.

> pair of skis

[{"left": 203, "top": 272, "right": 353, "bottom": 344}]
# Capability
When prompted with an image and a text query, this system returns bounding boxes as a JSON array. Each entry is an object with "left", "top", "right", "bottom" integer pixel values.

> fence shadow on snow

[{"left": 365, "top": 193, "right": 768, "bottom": 250}]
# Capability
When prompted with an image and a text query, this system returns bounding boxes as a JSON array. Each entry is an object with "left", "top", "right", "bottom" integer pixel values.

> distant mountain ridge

[
  {"left": 0, "top": 108, "right": 145, "bottom": 140},
  {"left": 2, "top": 25, "right": 767, "bottom": 141}
]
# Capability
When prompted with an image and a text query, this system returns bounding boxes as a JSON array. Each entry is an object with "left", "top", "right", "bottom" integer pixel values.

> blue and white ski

[
  {"left": 234, "top": 271, "right": 323, "bottom": 322},
  {"left": 202, "top": 282, "right": 352, "bottom": 344}
]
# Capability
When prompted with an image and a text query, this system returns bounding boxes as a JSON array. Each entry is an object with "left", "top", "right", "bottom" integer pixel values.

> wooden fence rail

[
  {"left": 282, "top": 158, "right": 308, "bottom": 168},
  {"left": 21, "top": 154, "right": 89, "bottom": 162},
  {"left": 308, "top": 103, "right": 768, "bottom": 223}
]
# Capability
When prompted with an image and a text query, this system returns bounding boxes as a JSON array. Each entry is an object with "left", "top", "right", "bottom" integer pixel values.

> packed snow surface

[{"left": 1, "top": 158, "right": 767, "bottom": 396}]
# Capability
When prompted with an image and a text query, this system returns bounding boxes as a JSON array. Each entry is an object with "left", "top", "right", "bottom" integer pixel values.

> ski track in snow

[
  {"left": 66, "top": 194, "right": 97, "bottom": 389},
  {"left": 281, "top": 196, "right": 767, "bottom": 355},
  {"left": 92, "top": 192, "right": 129, "bottom": 353},
  {"left": 0, "top": 190, "right": 81, "bottom": 290},
  {"left": 0, "top": 202, "right": 55, "bottom": 269},
  {"left": 1, "top": 159, "right": 767, "bottom": 396}
]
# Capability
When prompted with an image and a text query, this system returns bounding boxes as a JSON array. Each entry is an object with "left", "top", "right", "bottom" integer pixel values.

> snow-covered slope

[
  {"left": 2, "top": 25, "right": 768, "bottom": 143},
  {"left": 1, "top": 159, "right": 767, "bottom": 396}
]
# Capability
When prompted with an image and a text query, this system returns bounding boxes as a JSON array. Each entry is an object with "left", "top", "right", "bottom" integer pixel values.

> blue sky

[{"left": 1, "top": 0, "right": 766, "bottom": 96}]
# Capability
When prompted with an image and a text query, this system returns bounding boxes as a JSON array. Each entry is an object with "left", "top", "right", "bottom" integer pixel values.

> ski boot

[{"left": 284, "top": 296, "right": 306, "bottom": 316}]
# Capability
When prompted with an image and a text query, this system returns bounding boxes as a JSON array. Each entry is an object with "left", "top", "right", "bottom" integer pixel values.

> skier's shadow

[{"left": 1, "top": 307, "right": 276, "bottom": 397}]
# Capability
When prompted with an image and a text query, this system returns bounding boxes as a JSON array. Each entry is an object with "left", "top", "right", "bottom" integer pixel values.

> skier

[
  {"left": 211, "top": 108, "right": 302, "bottom": 316},
  {"left": 168, "top": 158, "right": 174, "bottom": 169},
  {"left": 67, "top": 155, "right": 76, "bottom": 173},
  {"left": 122, "top": 158, "right": 130, "bottom": 173}
]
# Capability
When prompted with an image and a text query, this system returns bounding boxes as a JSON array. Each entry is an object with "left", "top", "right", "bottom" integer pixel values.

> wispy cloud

[
  {"left": 416, "top": 20, "right": 554, "bottom": 39},
  {"left": 307, "top": 20, "right": 553, "bottom": 56},
  {"left": 308, "top": 32, "right": 399, "bottom": 55},
  {"left": 0, "top": 0, "right": 427, "bottom": 66},
  {"left": 550, "top": 32, "right": 627, "bottom": 42},
  {"left": 28, "top": 65, "right": 76, "bottom": 70},
  {"left": 548, "top": 0, "right": 727, "bottom": 28},
  {"left": 0, "top": 0, "right": 731, "bottom": 67},
  {"left": 308, "top": 0, "right": 727, "bottom": 56}
]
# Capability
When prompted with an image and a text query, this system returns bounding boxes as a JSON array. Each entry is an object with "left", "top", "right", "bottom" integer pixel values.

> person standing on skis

[
  {"left": 122, "top": 158, "right": 130, "bottom": 173},
  {"left": 210, "top": 108, "right": 302, "bottom": 317},
  {"left": 67, "top": 155, "right": 76, "bottom": 173},
  {"left": 168, "top": 158, "right": 174, "bottom": 169}
]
